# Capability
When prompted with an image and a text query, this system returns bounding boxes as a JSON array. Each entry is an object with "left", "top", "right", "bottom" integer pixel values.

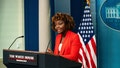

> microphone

[
  {"left": 45, "top": 40, "right": 51, "bottom": 53},
  {"left": 8, "top": 36, "right": 24, "bottom": 50}
]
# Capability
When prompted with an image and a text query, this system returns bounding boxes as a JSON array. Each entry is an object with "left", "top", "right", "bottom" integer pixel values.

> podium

[{"left": 3, "top": 49, "right": 82, "bottom": 68}]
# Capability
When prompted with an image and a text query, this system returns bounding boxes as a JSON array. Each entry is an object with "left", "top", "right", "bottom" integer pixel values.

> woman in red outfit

[{"left": 47, "top": 12, "right": 82, "bottom": 62}]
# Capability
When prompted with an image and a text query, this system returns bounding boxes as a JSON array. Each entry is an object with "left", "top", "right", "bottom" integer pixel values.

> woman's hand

[{"left": 47, "top": 48, "right": 54, "bottom": 55}]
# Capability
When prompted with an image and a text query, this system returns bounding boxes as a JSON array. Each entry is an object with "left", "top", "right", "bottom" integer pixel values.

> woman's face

[{"left": 54, "top": 20, "right": 65, "bottom": 34}]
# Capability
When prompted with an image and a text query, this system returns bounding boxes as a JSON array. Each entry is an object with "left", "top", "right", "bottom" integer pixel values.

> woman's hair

[{"left": 51, "top": 12, "right": 75, "bottom": 31}]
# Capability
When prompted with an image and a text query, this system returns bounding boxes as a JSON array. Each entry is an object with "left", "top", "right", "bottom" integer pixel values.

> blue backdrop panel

[
  {"left": 24, "top": 0, "right": 39, "bottom": 51},
  {"left": 50, "top": 0, "right": 55, "bottom": 50},
  {"left": 96, "top": 0, "right": 120, "bottom": 68}
]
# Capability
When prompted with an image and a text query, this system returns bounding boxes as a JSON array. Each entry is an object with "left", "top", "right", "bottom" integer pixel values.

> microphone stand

[{"left": 8, "top": 36, "right": 24, "bottom": 50}]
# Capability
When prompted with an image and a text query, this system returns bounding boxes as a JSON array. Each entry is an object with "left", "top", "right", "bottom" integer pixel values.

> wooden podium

[{"left": 3, "top": 49, "right": 82, "bottom": 68}]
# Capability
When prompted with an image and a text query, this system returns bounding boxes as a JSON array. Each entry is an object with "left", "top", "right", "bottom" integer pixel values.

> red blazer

[{"left": 54, "top": 31, "right": 82, "bottom": 62}]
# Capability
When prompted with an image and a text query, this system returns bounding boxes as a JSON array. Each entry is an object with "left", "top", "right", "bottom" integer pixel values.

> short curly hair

[{"left": 51, "top": 12, "right": 75, "bottom": 32}]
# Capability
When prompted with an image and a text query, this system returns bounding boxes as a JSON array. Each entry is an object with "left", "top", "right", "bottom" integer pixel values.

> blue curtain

[{"left": 24, "top": 0, "right": 39, "bottom": 51}]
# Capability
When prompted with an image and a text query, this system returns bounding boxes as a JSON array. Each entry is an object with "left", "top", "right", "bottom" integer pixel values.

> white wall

[{"left": 0, "top": 0, "right": 24, "bottom": 59}]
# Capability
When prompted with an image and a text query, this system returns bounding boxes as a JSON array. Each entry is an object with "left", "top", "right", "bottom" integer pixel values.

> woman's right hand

[{"left": 47, "top": 48, "right": 54, "bottom": 55}]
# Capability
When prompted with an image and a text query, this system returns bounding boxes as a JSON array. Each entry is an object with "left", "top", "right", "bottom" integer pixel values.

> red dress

[{"left": 54, "top": 30, "right": 82, "bottom": 62}]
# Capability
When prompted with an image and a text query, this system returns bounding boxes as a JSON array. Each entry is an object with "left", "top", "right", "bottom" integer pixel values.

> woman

[{"left": 48, "top": 12, "right": 82, "bottom": 62}]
